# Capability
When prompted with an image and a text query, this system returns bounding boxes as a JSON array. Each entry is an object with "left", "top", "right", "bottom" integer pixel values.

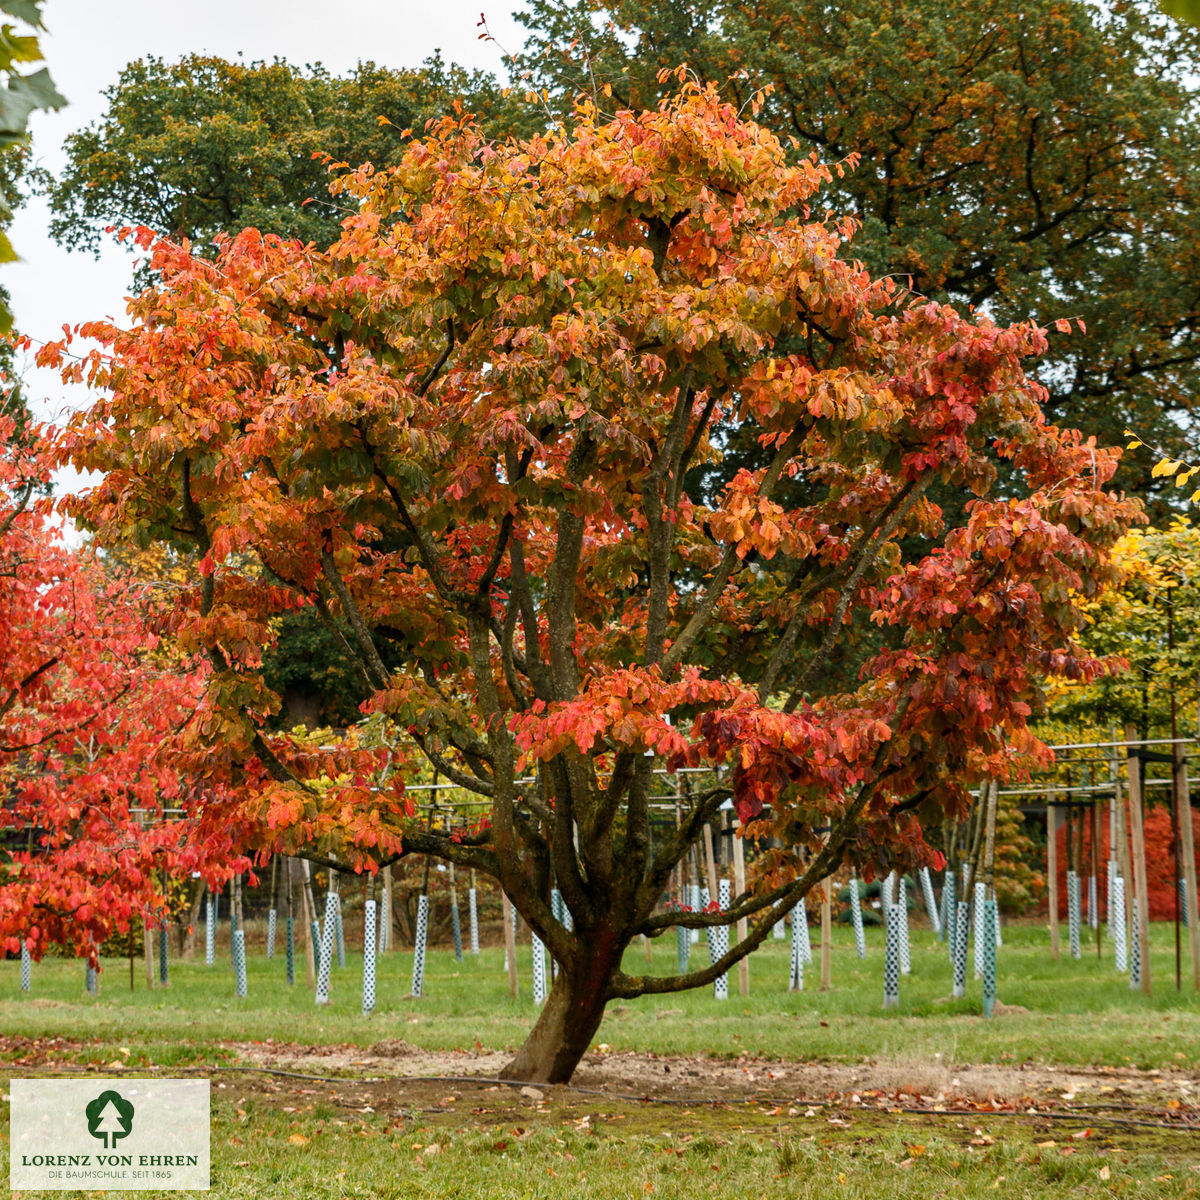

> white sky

[{"left": 8, "top": 0, "right": 527, "bottom": 437}]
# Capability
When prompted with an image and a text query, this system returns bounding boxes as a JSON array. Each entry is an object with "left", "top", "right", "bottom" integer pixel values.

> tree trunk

[{"left": 498, "top": 944, "right": 620, "bottom": 1084}]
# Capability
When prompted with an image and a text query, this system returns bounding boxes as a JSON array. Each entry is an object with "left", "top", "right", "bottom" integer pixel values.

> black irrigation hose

[{"left": 6, "top": 1063, "right": 1194, "bottom": 1132}]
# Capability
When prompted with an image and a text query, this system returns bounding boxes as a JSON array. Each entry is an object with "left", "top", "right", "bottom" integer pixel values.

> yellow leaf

[{"left": 288, "top": 1134, "right": 310, "bottom": 1146}]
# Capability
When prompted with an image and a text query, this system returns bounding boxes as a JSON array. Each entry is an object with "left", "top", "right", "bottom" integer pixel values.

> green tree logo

[{"left": 85, "top": 1090, "right": 135, "bottom": 1149}]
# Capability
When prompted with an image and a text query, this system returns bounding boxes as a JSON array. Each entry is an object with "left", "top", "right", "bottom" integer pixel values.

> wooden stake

[
  {"left": 1046, "top": 794, "right": 1060, "bottom": 959},
  {"left": 1111, "top": 731, "right": 1134, "bottom": 956},
  {"left": 502, "top": 892, "right": 519, "bottom": 998},
  {"left": 732, "top": 819, "right": 749, "bottom": 997},
  {"left": 701, "top": 821, "right": 720, "bottom": 901},
  {"left": 820, "top": 874, "right": 832, "bottom": 991},
  {"left": 983, "top": 780, "right": 998, "bottom": 895},
  {"left": 381, "top": 864, "right": 393, "bottom": 952},
  {"left": 1174, "top": 749, "right": 1200, "bottom": 990},
  {"left": 1124, "top": 723, "right": 1152, "bottom": 996},
  {"left": 143, "top": 917, "right": 154, "bottom": 987},
  {"left": 302, "top": 861, "right": 318, "bottom": 987},
  {"left": 1091, "top": 793, "right": 1102, "bottom": 960}
]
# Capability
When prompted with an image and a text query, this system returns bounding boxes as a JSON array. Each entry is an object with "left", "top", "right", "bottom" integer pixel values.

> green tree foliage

[
  {"left": 515, "top": 0, "right": 1200, "bottom": 498},
  {"left": 0, "top": 0, "right": 62, "bottom": 328},
  {"left": 1050, "top": 518, "right": 1200, "bottom": 734},
  {"left": 42, "top": 53, "right": 529, "bottom": 260},
  {"left": 1162, "top": 1, "right": 1200, "bottom": 24},
  {"left": 261, "top": 608, "right": 370, "bottom": 729}
]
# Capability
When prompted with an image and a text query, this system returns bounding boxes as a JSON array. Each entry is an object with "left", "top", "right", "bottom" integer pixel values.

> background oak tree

[
  {"left": 41, "top": 53, "right": 531, "bottom": 261},
  {"left": 515, "top": 0, "right": 1200, "bottom": 505}
]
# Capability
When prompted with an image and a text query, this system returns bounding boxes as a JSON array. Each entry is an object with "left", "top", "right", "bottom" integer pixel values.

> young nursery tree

[
  {"left": 48, "top": 87, "right": 1137, "bottom": 1080},
  {"left": 0, "top": 424, "right": 241, "bottom": 962}
]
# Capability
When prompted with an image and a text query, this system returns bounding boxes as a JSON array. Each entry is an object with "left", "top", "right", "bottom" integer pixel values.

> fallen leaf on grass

[{"left": 287, "top": 1134, "right": 309, "bottom": 1146}]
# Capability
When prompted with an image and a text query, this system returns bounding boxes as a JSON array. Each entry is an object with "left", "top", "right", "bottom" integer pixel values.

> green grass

[
  {"left": 2, "top": 1073, "right": 1197, "bottom": 1198},
  {"left": 134, "top": 1097, "right": 1200, "bottom": 1199},
  {"left": 0, "top": 920, "right": 1197, "bottom": 1071},
  {"left": 1, "top": 920, "right": 1198, "bottom": 1197}
]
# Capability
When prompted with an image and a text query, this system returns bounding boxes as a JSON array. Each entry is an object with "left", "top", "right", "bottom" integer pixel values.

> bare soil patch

[{"left": 228, "top": 1038, "right": 1198, "bottom": 1109}]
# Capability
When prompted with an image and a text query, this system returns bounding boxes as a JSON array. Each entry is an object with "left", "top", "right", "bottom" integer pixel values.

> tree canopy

[
  {"left": 1048, "top": 518, "right": 1200, "bottom": 733},
  {"left": 41, "top": 53, "right": 530, "bottom": 261},
  {"left": 39, "top": 52, "right": 540, "bottom": 724},
  {"left": 45, "top": 85, "right": 1136, "bottom": 1082},
  {"left": 0, "top": 419, "right": 240, "bottom": 962},
  {"left": 515, "top": 0, "right": 1200, "bottom": 501}
]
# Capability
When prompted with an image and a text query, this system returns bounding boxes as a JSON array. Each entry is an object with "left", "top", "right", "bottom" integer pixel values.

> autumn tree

[
  {"left": 1046, "top": 518, "right": 1200, "bottom": 734},
  {"left": 38, "top": 52, "right": 539, "bottom": 727},
  {"left": 0, "top": 422, "right": 241, "bottom": 963},
  {"left": 515, "top": 0, "right": 1200, "bottom": 501},
  {"left": 47, "top": 87, "right": 1136, "bottom": 1081}
]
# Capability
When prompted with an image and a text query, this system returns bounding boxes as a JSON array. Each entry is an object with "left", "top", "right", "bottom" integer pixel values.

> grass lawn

[{"left": 0, "top": 919, "right": 1197, "bottom": 1196}]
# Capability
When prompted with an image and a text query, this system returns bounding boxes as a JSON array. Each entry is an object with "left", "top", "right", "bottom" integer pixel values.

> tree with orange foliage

[{"left": 46, "top": 86, "right": 1137, "bottom": 1080}]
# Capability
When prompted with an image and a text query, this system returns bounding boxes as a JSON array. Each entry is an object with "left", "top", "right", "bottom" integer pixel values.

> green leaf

[
  {"left": 0, "top": 65, "right": 63, "bottom": 138},
  {"left": 0, "top": 25, "right": 44, "bottom": 67},
  {"left": 1160, "top": 0, "right": 1200, "bottom": 25},
  {"left": 0, "top": 1, "right": 46, "bottom": 28}
]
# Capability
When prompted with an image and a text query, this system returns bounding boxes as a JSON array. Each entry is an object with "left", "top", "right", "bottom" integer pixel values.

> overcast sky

[{"left": 8, "top": 0, "right": 528, "bottom": 437}]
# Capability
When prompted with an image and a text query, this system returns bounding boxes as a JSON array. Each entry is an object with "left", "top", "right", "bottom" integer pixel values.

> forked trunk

[{"left": 499, "top": 947, "right": 619, "bottom": 1084}]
